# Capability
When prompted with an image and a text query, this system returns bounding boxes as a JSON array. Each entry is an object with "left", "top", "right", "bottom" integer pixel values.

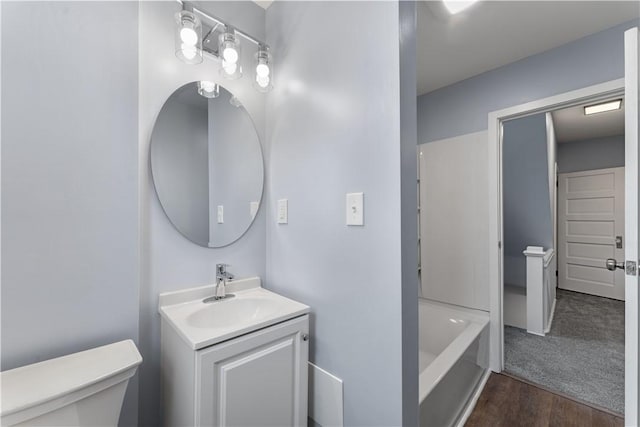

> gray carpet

[{"left": 504, "top": 289, "right": 624, "bottom": 415}]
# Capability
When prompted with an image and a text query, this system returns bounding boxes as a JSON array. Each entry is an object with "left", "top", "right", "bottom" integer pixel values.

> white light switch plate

[
  {"left": 346, "top": 192, "right": 364, "bottom": 226},
  {"left": 277, "top": 199, "right": 288, "bottom": 224},
  {"left": 217, "top": 205, "right": 224, "bottom": 224}
]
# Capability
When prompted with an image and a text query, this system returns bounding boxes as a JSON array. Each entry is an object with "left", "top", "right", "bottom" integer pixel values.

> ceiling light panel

[{"left": 584, "top": 99, "right": 622, "bottom": 115}]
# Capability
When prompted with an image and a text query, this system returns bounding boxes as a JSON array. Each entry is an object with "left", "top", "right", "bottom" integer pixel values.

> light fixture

[
  {"left": 197, "top": 81, "right": 219, "bottom": 98},
  {"left": 443, "top": 0, "right": 478, "bottom": 15},
  {"left": 175, "top": 10, "right": 203, "bottom": 64},
  {"left": 229, "top": 96, "right": 242, "bottom": 108},
  {"left": 584, "top": 99, "right": 622, "bottom": 115},
  {"left": 219, "top": 28, "right": 242, "bottom": 79},
  {"left": 253, "top": 45, "right": 273, "bottom": 93},
  {"left": 172, "top": 2, "right": 274, "bottom": 94}
]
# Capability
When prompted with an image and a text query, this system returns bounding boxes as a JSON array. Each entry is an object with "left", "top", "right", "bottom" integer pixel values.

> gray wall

[
  {"left": 138, "top": 2, "right": 266, "bottom": 426},
  {"left": 265, "top": 2, "right": 417, "bottom": 425},
  {"left": 1, "top": 2, "right": 140, "bottom": 425},
  {"left": 557, "top": 134, "right": 625, "bottom": 173},
  {"left": 417, "top": 19, "right": 639, "bottom": 144},
  {"left": 502, "top": 113, "right": 553, "bottom": 286}
]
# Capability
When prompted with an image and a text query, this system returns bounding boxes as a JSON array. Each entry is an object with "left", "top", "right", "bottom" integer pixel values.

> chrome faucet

[{"left": 213, "top": 263, "right": 234, "bottom": 300}]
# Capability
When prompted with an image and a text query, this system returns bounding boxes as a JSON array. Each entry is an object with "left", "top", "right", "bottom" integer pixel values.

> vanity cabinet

[{"left": 161, "top": 314, "right": 309, "bottom": 427}]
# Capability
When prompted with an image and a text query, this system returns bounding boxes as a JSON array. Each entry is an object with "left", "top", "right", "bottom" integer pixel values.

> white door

[
  {"left": 624, "top": 26, "right": 639, "bottom": 427},
  {"left": 557, "top": 167, "right": 625, "bottom": 300}
]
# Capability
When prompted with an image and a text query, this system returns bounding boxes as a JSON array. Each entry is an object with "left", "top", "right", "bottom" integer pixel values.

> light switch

[
  {"left": 277, "top": 199, "right": 288, "bottom": 224},
  {"left": 346, "top": 192, "right": 364, "bottom": 226},
  {"left": 217, "top": 205, "right": 224, "bottom": 224}
]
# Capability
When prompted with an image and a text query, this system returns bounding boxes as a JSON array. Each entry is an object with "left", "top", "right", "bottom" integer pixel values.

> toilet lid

[{"left": 0, "top": 339, "right": 142, "bottom": 417}]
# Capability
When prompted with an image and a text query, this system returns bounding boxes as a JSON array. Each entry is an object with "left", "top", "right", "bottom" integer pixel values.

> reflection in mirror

[{"left": 151, "top": 82, "right": 263, "bottom": 247}]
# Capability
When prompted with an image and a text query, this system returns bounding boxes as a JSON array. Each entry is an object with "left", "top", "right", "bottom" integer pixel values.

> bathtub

[{"left": 419, "top": 299, "right": 490, "bottom": 427}]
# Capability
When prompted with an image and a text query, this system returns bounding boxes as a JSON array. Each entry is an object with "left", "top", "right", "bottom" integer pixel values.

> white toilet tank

[{"left": 0, "top": 340, "right": 142, "bottom": 426}]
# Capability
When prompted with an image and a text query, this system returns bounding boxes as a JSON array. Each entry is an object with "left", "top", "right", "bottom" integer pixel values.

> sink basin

[
  {"left": 186, "top": 297, "right": 282, "bottom": 329},
  {"left": 158, "top": 277, "right": 310, "bottom": 350}
]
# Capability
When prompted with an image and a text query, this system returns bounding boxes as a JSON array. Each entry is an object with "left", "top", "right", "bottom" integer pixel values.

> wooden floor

[{"left": 465, "top": 374, "right": 624, "bottom": 427}]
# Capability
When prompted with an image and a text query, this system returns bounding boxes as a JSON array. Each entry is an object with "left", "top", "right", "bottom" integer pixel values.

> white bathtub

[{"left": 418, "top": 299, "right": 490, "bottom": 427}]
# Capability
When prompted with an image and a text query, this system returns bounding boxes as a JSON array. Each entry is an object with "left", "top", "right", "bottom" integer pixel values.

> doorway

[
  {"left": 501, "top": 97, "right": 626, "bottom": 414},
  {"left": 487, "top": 64, "right": 638, "bottom": 422}
]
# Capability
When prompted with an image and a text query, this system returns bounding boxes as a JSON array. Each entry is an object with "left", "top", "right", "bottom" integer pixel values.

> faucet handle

[
  {"left": 216, "top": 263, "right": 229, "bottom": 275},
  {"left": 216, "top": 264, "right": 233, "bottom": 280}
]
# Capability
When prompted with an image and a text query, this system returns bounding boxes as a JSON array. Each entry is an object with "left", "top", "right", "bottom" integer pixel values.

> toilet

[{"left": 0, "top": 340, "right": 142, "bottom": 426}]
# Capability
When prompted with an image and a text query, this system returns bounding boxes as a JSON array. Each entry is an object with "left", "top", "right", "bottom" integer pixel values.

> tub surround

[{"left": 418, "top": 131, "right": 490, "bottom": 312}]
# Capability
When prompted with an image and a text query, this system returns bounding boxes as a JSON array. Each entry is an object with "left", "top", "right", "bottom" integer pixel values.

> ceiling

[
  {"left": 253, "top": 1, "right": 638, "bottom": 94},
  {"left": 253, "top": 1, "right": 273, "bottom": 10},
  {"left": 552, "top": 99, "right": 624, "bottom": 143},
  {"left": 417, "top": 1, "right": 640, "bottom": 95}
]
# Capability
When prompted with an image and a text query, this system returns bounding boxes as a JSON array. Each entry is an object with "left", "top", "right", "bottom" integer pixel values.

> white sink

[
  {"left": 159, "top": 277, "right": 310, "bottom": 349},
  {"left": 186, "top": 297, "right": 282, "bottom": 329}
]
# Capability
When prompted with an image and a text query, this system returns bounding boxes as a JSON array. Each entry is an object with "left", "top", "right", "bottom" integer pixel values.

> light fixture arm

[
  {"left": 201, "top": 23, "right": 221, "bottom": 45},
  {"left": 177, "top": 0, "right": 268, "bottom": 50}
]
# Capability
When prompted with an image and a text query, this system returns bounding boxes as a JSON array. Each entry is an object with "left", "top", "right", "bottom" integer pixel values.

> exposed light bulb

[
  {"left": 180, "top": 27, "right": 198, "bottom": 46},
  {"left": 175, "top": 11, "right": 202, "bottom": 64},
  {"left": 218, "top": 30, "right": 241, "bottom": 77},
  {"left": 197, "top": 81, "right": 219, "bottom": 98},
  {"left": 200, "top": 81, "right": 216, "bottom": 93},
  {"left": 256, "top": 63, "right": 270, "bottom": 78},
  {"left": 253, "top": 46, "right": 273, "bottom": 92},
  {"left": 222, "top": 60, "right": 238, "bottom": 75},
  {"left": 223, "top": 47, "right": 239, "bottom": 64},
  {"left": 181, "top": 44, "right": 197, "bottom": 60},
  {"left": 256, "top": 74, "right": 270, "bottom": 88}
]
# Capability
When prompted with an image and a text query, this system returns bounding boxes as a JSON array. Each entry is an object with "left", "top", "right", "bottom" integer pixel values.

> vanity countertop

[{"left": 158, "top": 277, "right": 310, "bottom": 350}]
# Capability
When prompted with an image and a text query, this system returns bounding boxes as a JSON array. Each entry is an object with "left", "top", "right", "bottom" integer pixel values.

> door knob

[{"left": 606, "top": 258, "right": 624, "bottom": 271}]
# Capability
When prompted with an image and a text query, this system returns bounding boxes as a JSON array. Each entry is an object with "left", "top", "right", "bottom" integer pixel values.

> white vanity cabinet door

[{"left": 195, "top": 315, "right": 309, "bottom": 427}]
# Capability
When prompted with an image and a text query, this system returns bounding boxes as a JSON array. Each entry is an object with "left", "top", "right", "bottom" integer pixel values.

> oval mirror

[{"left": 150, "top": 82, "right": 264, "bottom": 247}]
